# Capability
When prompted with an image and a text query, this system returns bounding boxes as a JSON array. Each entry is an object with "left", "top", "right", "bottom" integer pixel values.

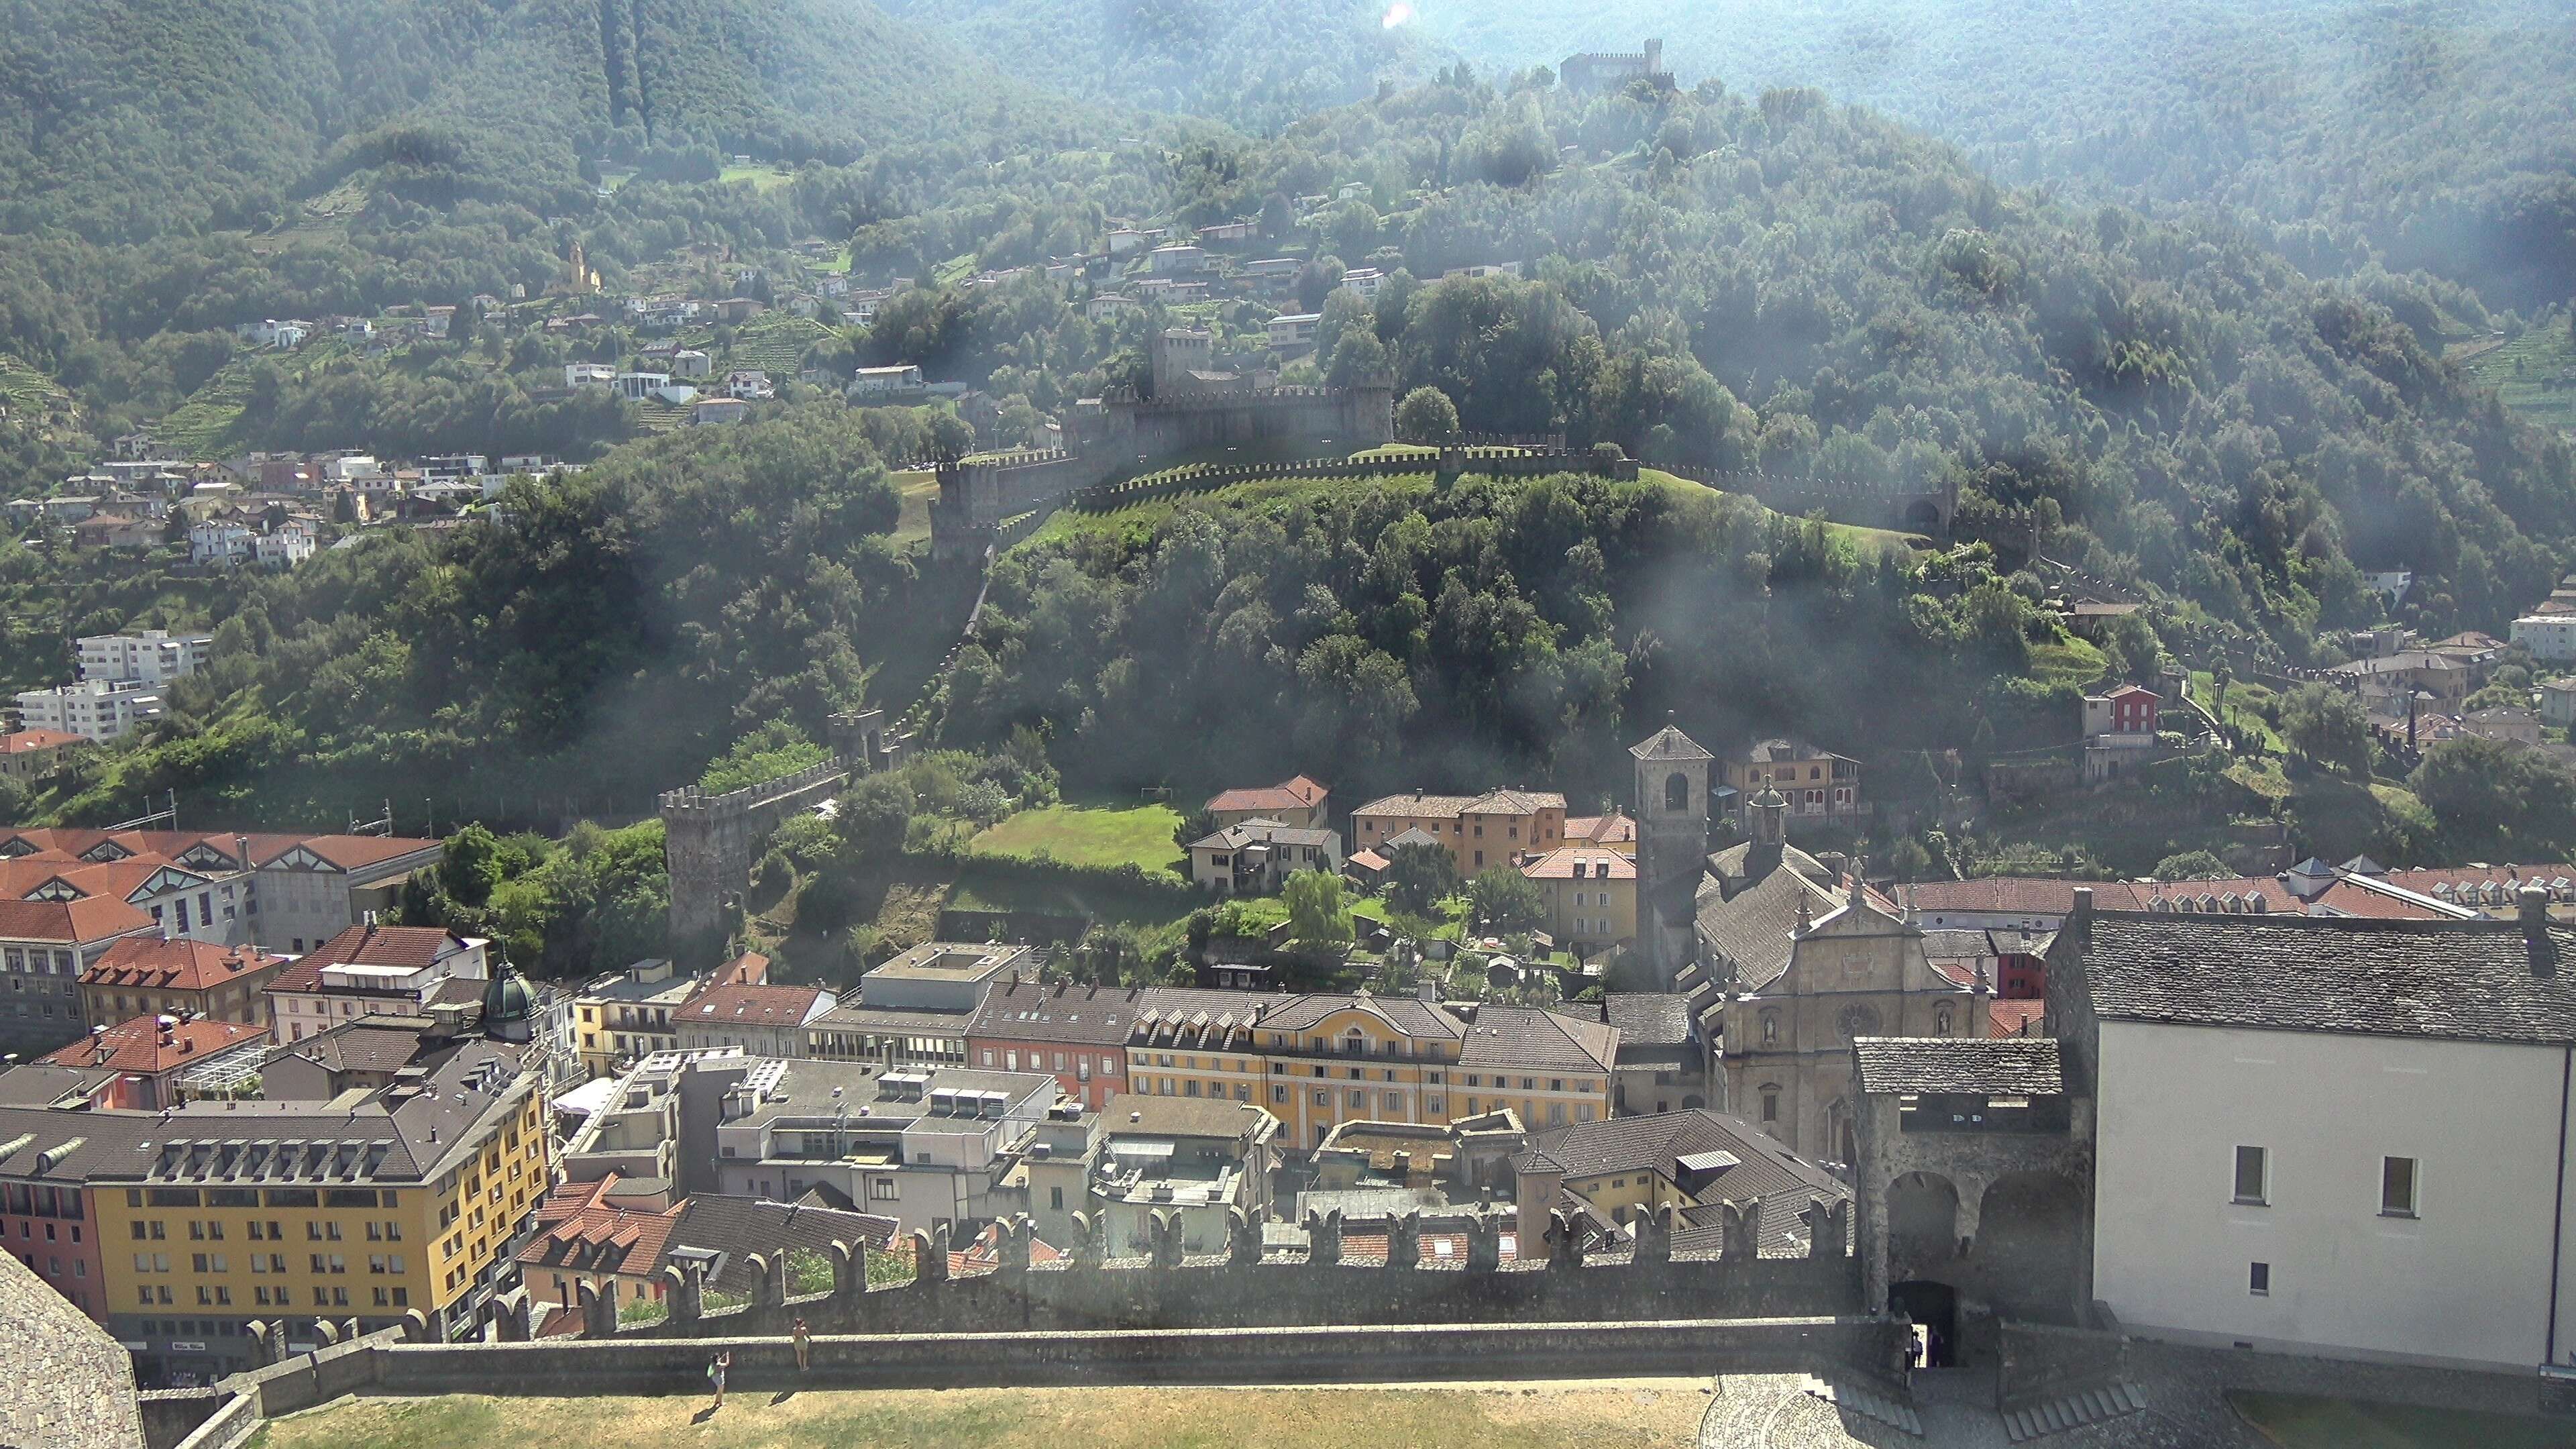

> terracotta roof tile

[
  {"left": 678, "top": 983, "right": 830, "bottom": 1026},
  {"left": 82, "top": 936, "right": 287, "bottom": 991},
  {"left": 40, "top": 1014, "right": 270, "bottom": 1075},
  {"left": 0, "top": 895, "right": 157, "bottom": 945},
  {"left": 1519, "top": 847, "right": 1635, "bottom": 880}
]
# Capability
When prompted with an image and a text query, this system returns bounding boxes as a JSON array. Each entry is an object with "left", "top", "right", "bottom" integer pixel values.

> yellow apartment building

[
  {"left": 1348, "top": 789, "right": 1569, "bottom": 876},
  {"left": 91, "top": 1037, "right": 548, "bottom": 1381},
  {"left": 1123, "top": 989, "right": 1617, "bottom": 1150},
  {"left": 1519, "top": 846, "right": 1638, "bottom": 956}
]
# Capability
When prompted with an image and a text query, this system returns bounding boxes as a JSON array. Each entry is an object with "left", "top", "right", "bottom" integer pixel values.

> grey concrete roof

[
  {"left": 1851, "top": 1036, "right": 2063, "bottom": 1095},
  {"left": 2078, "top": 912, "right": 2576, "bottom": 1044},
  {"left": 1601, "top": 992, "right": 1693, "bottom": 1048},
  {"left": 968, "top": 979, "right": 1147, "bottom": 1046}
]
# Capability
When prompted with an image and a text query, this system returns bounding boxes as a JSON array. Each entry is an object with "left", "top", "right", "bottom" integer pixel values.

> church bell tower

[{"left": 1631, "top": 723, "right": 1713, "bottom": 988}]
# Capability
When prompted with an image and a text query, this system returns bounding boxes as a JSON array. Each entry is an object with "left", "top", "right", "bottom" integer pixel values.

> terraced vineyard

[
  {"left": 2453, "top": 327, "right": 2576, "bottom": 436},
  {"left": 721, "top": 313, "right": 836, "bottom": 376}
]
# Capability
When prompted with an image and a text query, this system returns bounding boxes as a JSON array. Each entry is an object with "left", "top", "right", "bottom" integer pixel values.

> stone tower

[
  {"left": 1150, "top": 327, "right": 1213, "bottom": 400},
  {"left": 1631, "top": 724, "right": 1713, "bottom": 988}
]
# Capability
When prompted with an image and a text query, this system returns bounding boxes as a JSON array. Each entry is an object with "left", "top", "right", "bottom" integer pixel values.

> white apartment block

[
  {"left": 2511, "top": 613, "right": 2576, "bottom": 663},
  {"left": 77, "top": 630, "right": 213, "bottom": 687},
  {"left": 15, "top": 679, "right": 163, "bottom": 742}
]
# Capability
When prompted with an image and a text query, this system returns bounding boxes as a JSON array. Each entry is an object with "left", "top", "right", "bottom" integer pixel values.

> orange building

[{"left": 1348, "top": 789, "right": 1568, "bottom": 875}]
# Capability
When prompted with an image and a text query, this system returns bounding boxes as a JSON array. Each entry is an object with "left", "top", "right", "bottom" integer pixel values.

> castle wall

[{"left": 657, "top": 760, "right": 852, "bottom": 950}]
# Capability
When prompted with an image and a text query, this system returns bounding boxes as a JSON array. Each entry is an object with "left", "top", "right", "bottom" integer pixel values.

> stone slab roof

[
  {"left": 1851, "top": 1036, "right": 2063, "bottom": 1095},
  {"left": 2076, "top": 912, "right": 2576, "bottom": 1045}
]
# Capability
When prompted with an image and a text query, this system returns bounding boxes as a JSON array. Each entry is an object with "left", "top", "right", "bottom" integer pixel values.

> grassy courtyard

[
  {"left": 2226, "top": 1390, "right": 2576, "bottom": 1448},
  {"left": 967, "top": 798, "right": 1187, "bottom": 875},
  {"left": 246, "top": 1381, "right": 1708, "bottom": 1449}
]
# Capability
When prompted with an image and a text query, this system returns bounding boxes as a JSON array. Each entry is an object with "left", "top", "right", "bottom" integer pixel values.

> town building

[
  {"left": 514, "top": 1173, "right": 895, "bottom": 1322},
  {"left": 559, "top": 1046, "right": 745, "bottom": 1186},
  {"left": 0, "top": 729, "right": 89, "bottom": 782},
  {"left": 572, "top": 957, "right": 705, "bottom": 1079},
  {"left": 38, "top": 1014, "right": 270, "bottom": 1110},
  {"left": 0, "top": 896, "right": 161, "bottom": 1056},
  {"left": 1518, "top": 846, "right": 1635, "bottom": 956},
  {"left": 1348, "top": 788, "right": 1569, "bottom": 875},
  {"left": 249, "top": 835, "right": 446, "bottom": 955},
  {"left": 708, "top": 1058, "right": 1059, "bottom": 1234},
  {"left": 1123, "top": 987, "right": 1617, "bottom": 1150},
  {"left": 1520, "top": 1108, "right": 1848, "bottom": 1256},
  {"left": 2540, "top": 678, "right": 2576, "bottom": 730},
  {"left": 1562, "top": 810, "right": 1637, "bottom": 854},
  {"left": 967, "top": 977, "right": 1138, "bottom": 1111},
  {"left": 2048, "top": 893, "right": 2576, "bottom": 1372},
  {"left": 77, "top": 936, "right": 289, "bottom": 1033},
  {"left": 674, "top": 981, "right": 835, "bottom": 1056},
  {"left": 804, "top": 941, "right": 1025, "bottom": 1071},
  {"left": 1088, "top": 1095, "right": 1280, "bottom": 1258},
  {"left": 2080, "top": 684, "right": 2161, "bottom": 783},
  {"left": 850, "top": 364, "right": 926, "bottom": 397},
  {"left": 1587, "top": 991, "right": 1711, "bottom": 1115},
  {"left": 77, "top": 631, "right": 212, "bottom": 688},
  {"left": 2326, "top": 649, "right": 2473, "bottom": 708},
  {"left": 1185, "top": 818, "right": 1342, "bottom": 894},
  {"left": 264, "top": 920, "right": 490, "bottom": 1044},
  {"left": 13, "top": 680, "right": 162, "bottom": 743},
  {"left": 1723, "top": 739, "right": 1864, "bottom": 833},
  {"left": 1201, "top": 774, "right": 1330, "bottom": 830},
  {"left": 2511, "top": 612, "right": 2576, "bottom": 663},
  {"left": 85, "top": 1036, "right": 549, "bottom": 1380}
]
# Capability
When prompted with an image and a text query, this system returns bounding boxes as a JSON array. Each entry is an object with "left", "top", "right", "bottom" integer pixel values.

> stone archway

[
  {"left": 1889, "top": 1279, "right": 1959, "bottom": 1366},
  {"left": 1884, "top": 1171, "right": 1960, "bottom": 1285},
  {"left": 1904, "top": 497, "right": 1946, "bottom": 535},
  {"left": 1976, "top": 1170, "right": 2090, "bottom": 1325}
]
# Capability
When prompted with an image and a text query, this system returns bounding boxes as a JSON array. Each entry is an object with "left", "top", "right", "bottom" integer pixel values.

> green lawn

[
  {"left": 2188, "top": 669, "right": 2287, "bottom": 751},
  {"left": 2227, "top": 1391, "right": 2576, "bottom": 1448},
  {"left": 968, "top": 799, "right": 1187, "bottom": 875},
  {"left": 245, "top": 1382, "right": 1706, "bottom": 1449},
  {"left": 717, "top": 164, "right": 796, "bottom": 193},
  {"left": 2453, "top": 327, "right": 2576, "bottom": 435},
  {"left": 2029, "top": 637, "right": 2109, "bottom": 690},
  {"left": 892, "top": 469, "right": 940, "bottom": 546}
]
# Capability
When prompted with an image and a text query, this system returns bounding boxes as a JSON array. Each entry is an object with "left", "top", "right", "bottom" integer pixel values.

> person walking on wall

[
  {"left": 708, "top": 1349, "right": 731, "bottom": 1409},
  {"left": 792, "top": 1318, "right": 811, "bottom": 1373}
]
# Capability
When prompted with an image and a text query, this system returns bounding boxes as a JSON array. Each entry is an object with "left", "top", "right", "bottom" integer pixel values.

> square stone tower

[{"left": 1631, "top": 724, "right": 1712, "bottom": 987}]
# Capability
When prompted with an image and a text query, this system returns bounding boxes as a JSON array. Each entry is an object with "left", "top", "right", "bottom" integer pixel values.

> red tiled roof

[
  {"left": 40, "top": 1014, "right": 269, "bottom": 1074},
  {"left": 268, "top": 922, "right": 469, "bottom": 992},
  {"left": 82, "top": 936, "right": 287, "bottom": 991},
  {"left": 0, "top": 895, "right": 158, "bottom": 944},
  {"left": 1519, "top": 847, "right": 1635, "bottom": 880},
  {"left": 1987, "top": 1000, "right": 2048, "bottom": 1036},
  {"left": 711, "top": 951, "right": 770, "bottom": 987},
  {"left": 679, "top": 983, "right": 828, "bottom": 1026},
  {"left": 259, "top": 835, "right": 440, "bottom": 872},
  {"left": 0, "top": 857, "right": 170, "bottom": 904},
  {"left": 1563, "top": 813, "right": 1636, "bottom": 846},
  {"left": 0, "top": 730, "right": 87, "bottom": 754},
  {"left": 1898, "top": 879, "right": 2145, "bottom": 916},
  {"left": 1205, "top": 775, "right": 1330, "bottom": 815}
]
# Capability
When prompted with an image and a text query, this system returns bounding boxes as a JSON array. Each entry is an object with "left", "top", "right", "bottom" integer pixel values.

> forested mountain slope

[
  {"left": 873, "top": 0, "right": 1438, "bottom": 131},
  {"left": 1412, "top": 0, "right": 2576, "bottom": 311},
  {"left": 0, "top": 0, "right": 1094, "bottom": 237}
]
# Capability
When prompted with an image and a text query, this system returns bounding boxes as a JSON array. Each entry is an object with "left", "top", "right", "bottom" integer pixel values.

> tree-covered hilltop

[
  {"left": 940, "top": 471, "right": 2090, "bottom": 810},
  {"left": 874, "top": 0, "right": 1438, "bottom": 131},
  {"left": 19, "top": 407, "right": 941, "bottom": 829},
  {"left": 1411, "top": 0, "right": 2576, "bottom": 312}
]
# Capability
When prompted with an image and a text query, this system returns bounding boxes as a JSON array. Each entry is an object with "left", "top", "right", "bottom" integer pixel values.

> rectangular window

[
  {"left": 2232, "top": 1145, "right": 2267, "bottom": 1205},
  {"left": 2249, "top": 1261, "right": 2270, "bottom": 1295},
  {"left": 2380, "top": 1157, "right": 2418, "bottom": 1218}
]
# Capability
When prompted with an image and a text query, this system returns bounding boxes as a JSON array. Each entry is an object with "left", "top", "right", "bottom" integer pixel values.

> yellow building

[
  {"left": 1124, "top": 989, "right": 1617, "bottom": 1152},
  {"left": 571, "top": 959, "right": 698, "bottom": 1078},
  {"left": 91, "top": 1037, "right": 548, "bottom": 1381},
  {"left": 1348, "top": 789, "right": 1569, "bottom": 877},
  {"left": 1519, "top": 847, "right": 1637, "bottom": 956}
]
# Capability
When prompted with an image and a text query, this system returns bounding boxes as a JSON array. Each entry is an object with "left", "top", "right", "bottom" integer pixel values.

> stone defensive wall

[
  {"left": 1662, "top": 464, "right": 1955, "bottom": 535},
  {"left": 657, "top": 756, "right": 855, "bottom": 947},
  {"left": 158, "top": 1314, "right": 1898, "bottom": 1448},
  {"left": 1068, "top": 447, "right": 1638, "bottom": 514}
]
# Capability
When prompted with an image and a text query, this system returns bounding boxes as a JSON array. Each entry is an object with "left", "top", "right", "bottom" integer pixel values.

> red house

[
  {"left": 2082, "top": 684, "right": 2159, "bottom": 738},
  {"left": 965, "top": 979, "right": 1137, "bottom": 1112}
]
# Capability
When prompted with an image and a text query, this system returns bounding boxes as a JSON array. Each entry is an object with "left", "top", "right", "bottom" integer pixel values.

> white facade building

[
  {"left": 77, "top": 630, "right": 212, "bottom": 688},
  {"left": 187, "top": 518, "right": 255, "bottom": 567},
  {"left": 14, "top": 679, "right": 164, "bottom": 742},
  {"left": 254, "top": 521, "right": 315, "bottom": 569},
  {"left": 2065, "top": 898, "right": 2576, "bottom": 1373},
  {"left": 2511, "top": 614, "right": 2576, "bottom": 663}
]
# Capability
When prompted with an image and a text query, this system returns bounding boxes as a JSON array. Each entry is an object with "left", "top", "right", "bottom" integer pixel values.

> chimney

[
  {"left": 2070, "top": 886, "right": 2095, "bottom": 934},
  {"left": 2522, "top": 885, "right": 2556, "bottom": 978}
]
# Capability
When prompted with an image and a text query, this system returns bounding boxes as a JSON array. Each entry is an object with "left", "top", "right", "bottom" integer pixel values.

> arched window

[{"left": 1664, "top": 771, "right": 1690, "bottom": 812}]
